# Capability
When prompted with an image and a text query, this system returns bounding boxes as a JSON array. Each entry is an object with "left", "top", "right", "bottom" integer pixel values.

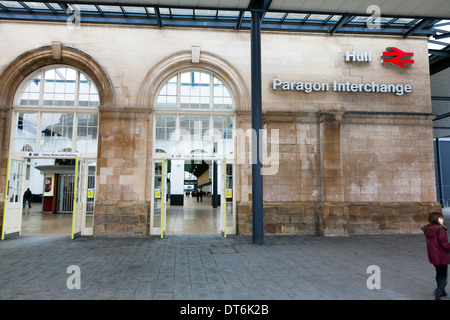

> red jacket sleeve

[{"left": 437, "top": 228, "right": 450, "bottom": 251}]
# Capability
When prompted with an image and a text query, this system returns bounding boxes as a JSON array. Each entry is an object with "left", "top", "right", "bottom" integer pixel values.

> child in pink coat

[{"left": 422, "top": 212, "right": 450, "bottom": 300}]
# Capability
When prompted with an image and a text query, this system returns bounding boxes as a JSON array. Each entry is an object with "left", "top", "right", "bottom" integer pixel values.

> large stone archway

[
  {"left": 0, "top": 42, "right": 114, "bottom": 108},
  {"left": 0, "top": 42, "right": 115, "bottom": 227},
  {"left": 137, "top": 49, "right": 250, "bottom": 111}
]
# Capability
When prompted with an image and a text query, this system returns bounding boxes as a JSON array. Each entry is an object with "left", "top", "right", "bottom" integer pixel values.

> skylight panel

[
  {"left": 195, "top": 9, "right": 217, "bottom": 17},
  {"left": 217, "top": 10, "right": 240, "bottom": 18},
  {"left": 46, "top": 2, "right": 64, "bottom": 11},
  {"left": 394, "top": 18, "right": 416, "bottom": 25},
  {"left": 0, "top": 1, "right": 23, "bottom": 9},
  {"left": 171, "top": 8, "right": 194, "bottom": 16},
  {"left": 308, "top": 14, "right": 332, "bottom": 22},
  {"left": 123, "top": 6, "right": 146, "bottom": 14},
  {"left": 98, "top": 5, "right": 123, "bottom": 13},
  {"left": 264, "top": 12, "right": 286, "bottom": 20},
  {"left": 23, "top": 2, "right": 49, "bottom": 10},
  {"left": 285, "top": 13, "right": 308, "bottom": 21},
  {"left": 75, "top": 4, "right": 98, "bottom": 12}
]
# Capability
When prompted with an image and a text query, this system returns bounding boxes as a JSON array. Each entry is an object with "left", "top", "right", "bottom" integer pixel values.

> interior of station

[{"left": 21, "top": 158, "right": 232, "bottom": 236}]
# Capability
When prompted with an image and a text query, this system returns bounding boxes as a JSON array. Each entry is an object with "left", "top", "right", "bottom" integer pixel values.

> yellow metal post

[
  {"left": 1, "top": 155, "right": 11, "bottom": 240},
  {"left": 224, "top": 157, "right": 227, "bottom": 238},
  {"left": 161, "top": 157, "right": 165, "bottom": 239},
  {"left": 71, "top": 156, "right": 78, "bottom": 240}
]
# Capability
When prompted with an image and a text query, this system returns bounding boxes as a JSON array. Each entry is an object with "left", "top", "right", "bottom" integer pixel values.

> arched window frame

[
  {"left": 10, "top": 65, "right": 100, "bottom": 158},
  {"left": 14, "top": 65, "right": 99, "bottom": 109},
  {"left": 153, "top": 69, "right": 235, "bottom": 158},
  {"left": 155, "top": 68, "right": 235, "bottom": 112}
]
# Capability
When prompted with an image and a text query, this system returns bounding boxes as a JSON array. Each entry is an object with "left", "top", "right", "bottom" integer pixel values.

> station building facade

[{"left": 0, "top": 20, "right": 440, "bottom": 238}]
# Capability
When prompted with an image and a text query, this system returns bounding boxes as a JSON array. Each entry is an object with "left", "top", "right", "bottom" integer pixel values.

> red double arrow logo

[{"left": 381, "top": 47, "right": 414, "bottom": 69}]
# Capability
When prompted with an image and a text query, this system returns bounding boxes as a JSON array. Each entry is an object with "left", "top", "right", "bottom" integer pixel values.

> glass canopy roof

[{"left": 0, "top": 0, "right": 449, "bottom": 73}]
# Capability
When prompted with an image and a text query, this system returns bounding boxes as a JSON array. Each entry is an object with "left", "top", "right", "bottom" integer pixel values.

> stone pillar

[
  {"left": 94, "top": 107, "right": 150, "bottom": 237},
  {"left": 316, "top": 110, "right": 349, "bottom": 236}
]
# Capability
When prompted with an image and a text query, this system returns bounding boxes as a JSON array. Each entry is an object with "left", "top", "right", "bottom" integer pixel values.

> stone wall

[
  {"left": 237, "top": 201, "right": 318, "bottom": 235},
  {"left": 348, "top": 202, "right": 439, "bottom": 234},
  {"left": 0, "top": 21, "right": 440, "bottom": 237},
  {"left": 93, "top": 107, "right": 151, "bottom": 236},
  {"left": 342, "top": 113, "right": 436, "bottom": 203},
  {"left": 235, "top": 110, "right": 439, "bottom": 236}
]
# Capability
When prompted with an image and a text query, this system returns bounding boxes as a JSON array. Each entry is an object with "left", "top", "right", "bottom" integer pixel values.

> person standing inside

[
  {"left": 422, "top": 211, "right": 450, "bottom": 300},
  {"left": 23, "top": 188, "right": 32, "bottom": 209}
]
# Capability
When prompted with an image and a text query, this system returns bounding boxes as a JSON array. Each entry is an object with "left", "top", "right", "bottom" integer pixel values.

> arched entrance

[
  {"left": 150, "top": 69, "right": 236, "bottom": 237},
  {"left": 138, "top": 50, "right": 249, "bottom": 238},
  {"left": 0, "top": 45, "right": 114, "bottom": 239}
]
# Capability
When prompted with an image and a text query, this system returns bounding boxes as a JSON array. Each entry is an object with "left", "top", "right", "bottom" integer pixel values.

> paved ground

[{"left": 0, "top": 211, "right": 449, "bottom": 301}]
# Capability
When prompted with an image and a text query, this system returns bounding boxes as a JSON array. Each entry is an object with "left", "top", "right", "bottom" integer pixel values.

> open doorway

[
  {"left": 150, "top": 158, "right": 234, "bottom": 237},
  {"left": 166, "top": 159, "right": 218, "bottom": 234},
  {"left": 21, "top": 158, "right": 73, "bottom": 236},
  {"left": 3, "top": 156, "right": 97, "bottom": 238}
]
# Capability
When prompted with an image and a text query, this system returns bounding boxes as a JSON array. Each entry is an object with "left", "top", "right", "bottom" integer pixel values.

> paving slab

[{"left": 0, "top": 229, "right": 449, "bottom": 302}]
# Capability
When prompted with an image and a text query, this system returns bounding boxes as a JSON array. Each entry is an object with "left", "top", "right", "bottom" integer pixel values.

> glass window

[
  {"left": 155, "top": 70, "right": 234, "bottom": 111},
  {"left": 180, "top": 71, "right": 210, "bottom": 110},
  {"left": 213, "top": 77, "right": 233, "bottom": 110},
  {"left": 156, "top": 75, "right": 177, "bottom": 109},
  {"left": 179, "top": 115, "right": 210, "bottom": 154},
  {"left": 14, "top": 66, "right": 99, "bottom": 155},
  {"left": 155, "top": 115, "right": 176, "bottom": 154},
  {"left": 19, "top": 73, "right": 41, "bottom": 106},
  {"left": 18, "top": 66, "right": 99, "bottom": 108},
  {"left": 77, "top": 114, "right": 99, "bottom": 153},
  {"left": 213, "top": 116, "right": 233, "bottom": 155},
  {"left": 79, "top": 73, "right": 99, "bottom": 107},
  {"left": 14, "top": 112, "right": 38, "bottom": 152},
  {"left": 40, "top": 113, "right": 74, "bottom": 152},
  {"left": 43, "top": 67, "right": 78, "bottom": 107},
  {"left": 213, "top": 116, "right": 233, "bottom": 139},
  {"left": 180, "top": 115, "right": 210, "bottom": 136},
  {"left": 154, "top": 70, "right": 234, "bottom": 156}
]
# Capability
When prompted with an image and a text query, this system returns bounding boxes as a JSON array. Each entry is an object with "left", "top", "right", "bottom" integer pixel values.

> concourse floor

[
  {"left": 166, "top": 196, "right": 220, "bottom": 235},
  {"left": 0, "top": 209, "right": 449, "bottom": 301},
  {"left": 21, "top": 196, "right": 220, "bottom": 236},
  {"left": 21, "top": 203, "right": 72, "bottom": 236}
]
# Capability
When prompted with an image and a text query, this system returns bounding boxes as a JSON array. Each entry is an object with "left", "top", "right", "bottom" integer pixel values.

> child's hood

[{"left": 422, "top": 224, "right": 446, "bottom": 239}]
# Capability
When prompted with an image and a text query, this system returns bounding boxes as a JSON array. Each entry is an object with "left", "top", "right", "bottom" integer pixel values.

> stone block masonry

[
  {"left": 235, "top": 110, "right": 440, "bottom": 236},
  {"left": 0, "top": 22, "right": 439, "bottom": 237},
  {"left": 94, "top": 201, "right": 149, "bottom": 236},
  {"left": 94, "top": 107, "right": 151, "bottom": 236}
]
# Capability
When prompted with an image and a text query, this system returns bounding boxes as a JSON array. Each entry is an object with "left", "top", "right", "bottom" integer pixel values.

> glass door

[
  {"left": 1, "top": 156, "right": 25, "bottom": 239},
  {"left": 83, "top": 160, "right": 96, "bottom": 235},
  {"left": 219, "top": 158, "right": 234, "bottom": 237},
  {"left": 150, "top": 158, "right": 167, "bottom": 237},
  {"left": 71, "top": 157, "right": 85, "bottom": 239}
]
